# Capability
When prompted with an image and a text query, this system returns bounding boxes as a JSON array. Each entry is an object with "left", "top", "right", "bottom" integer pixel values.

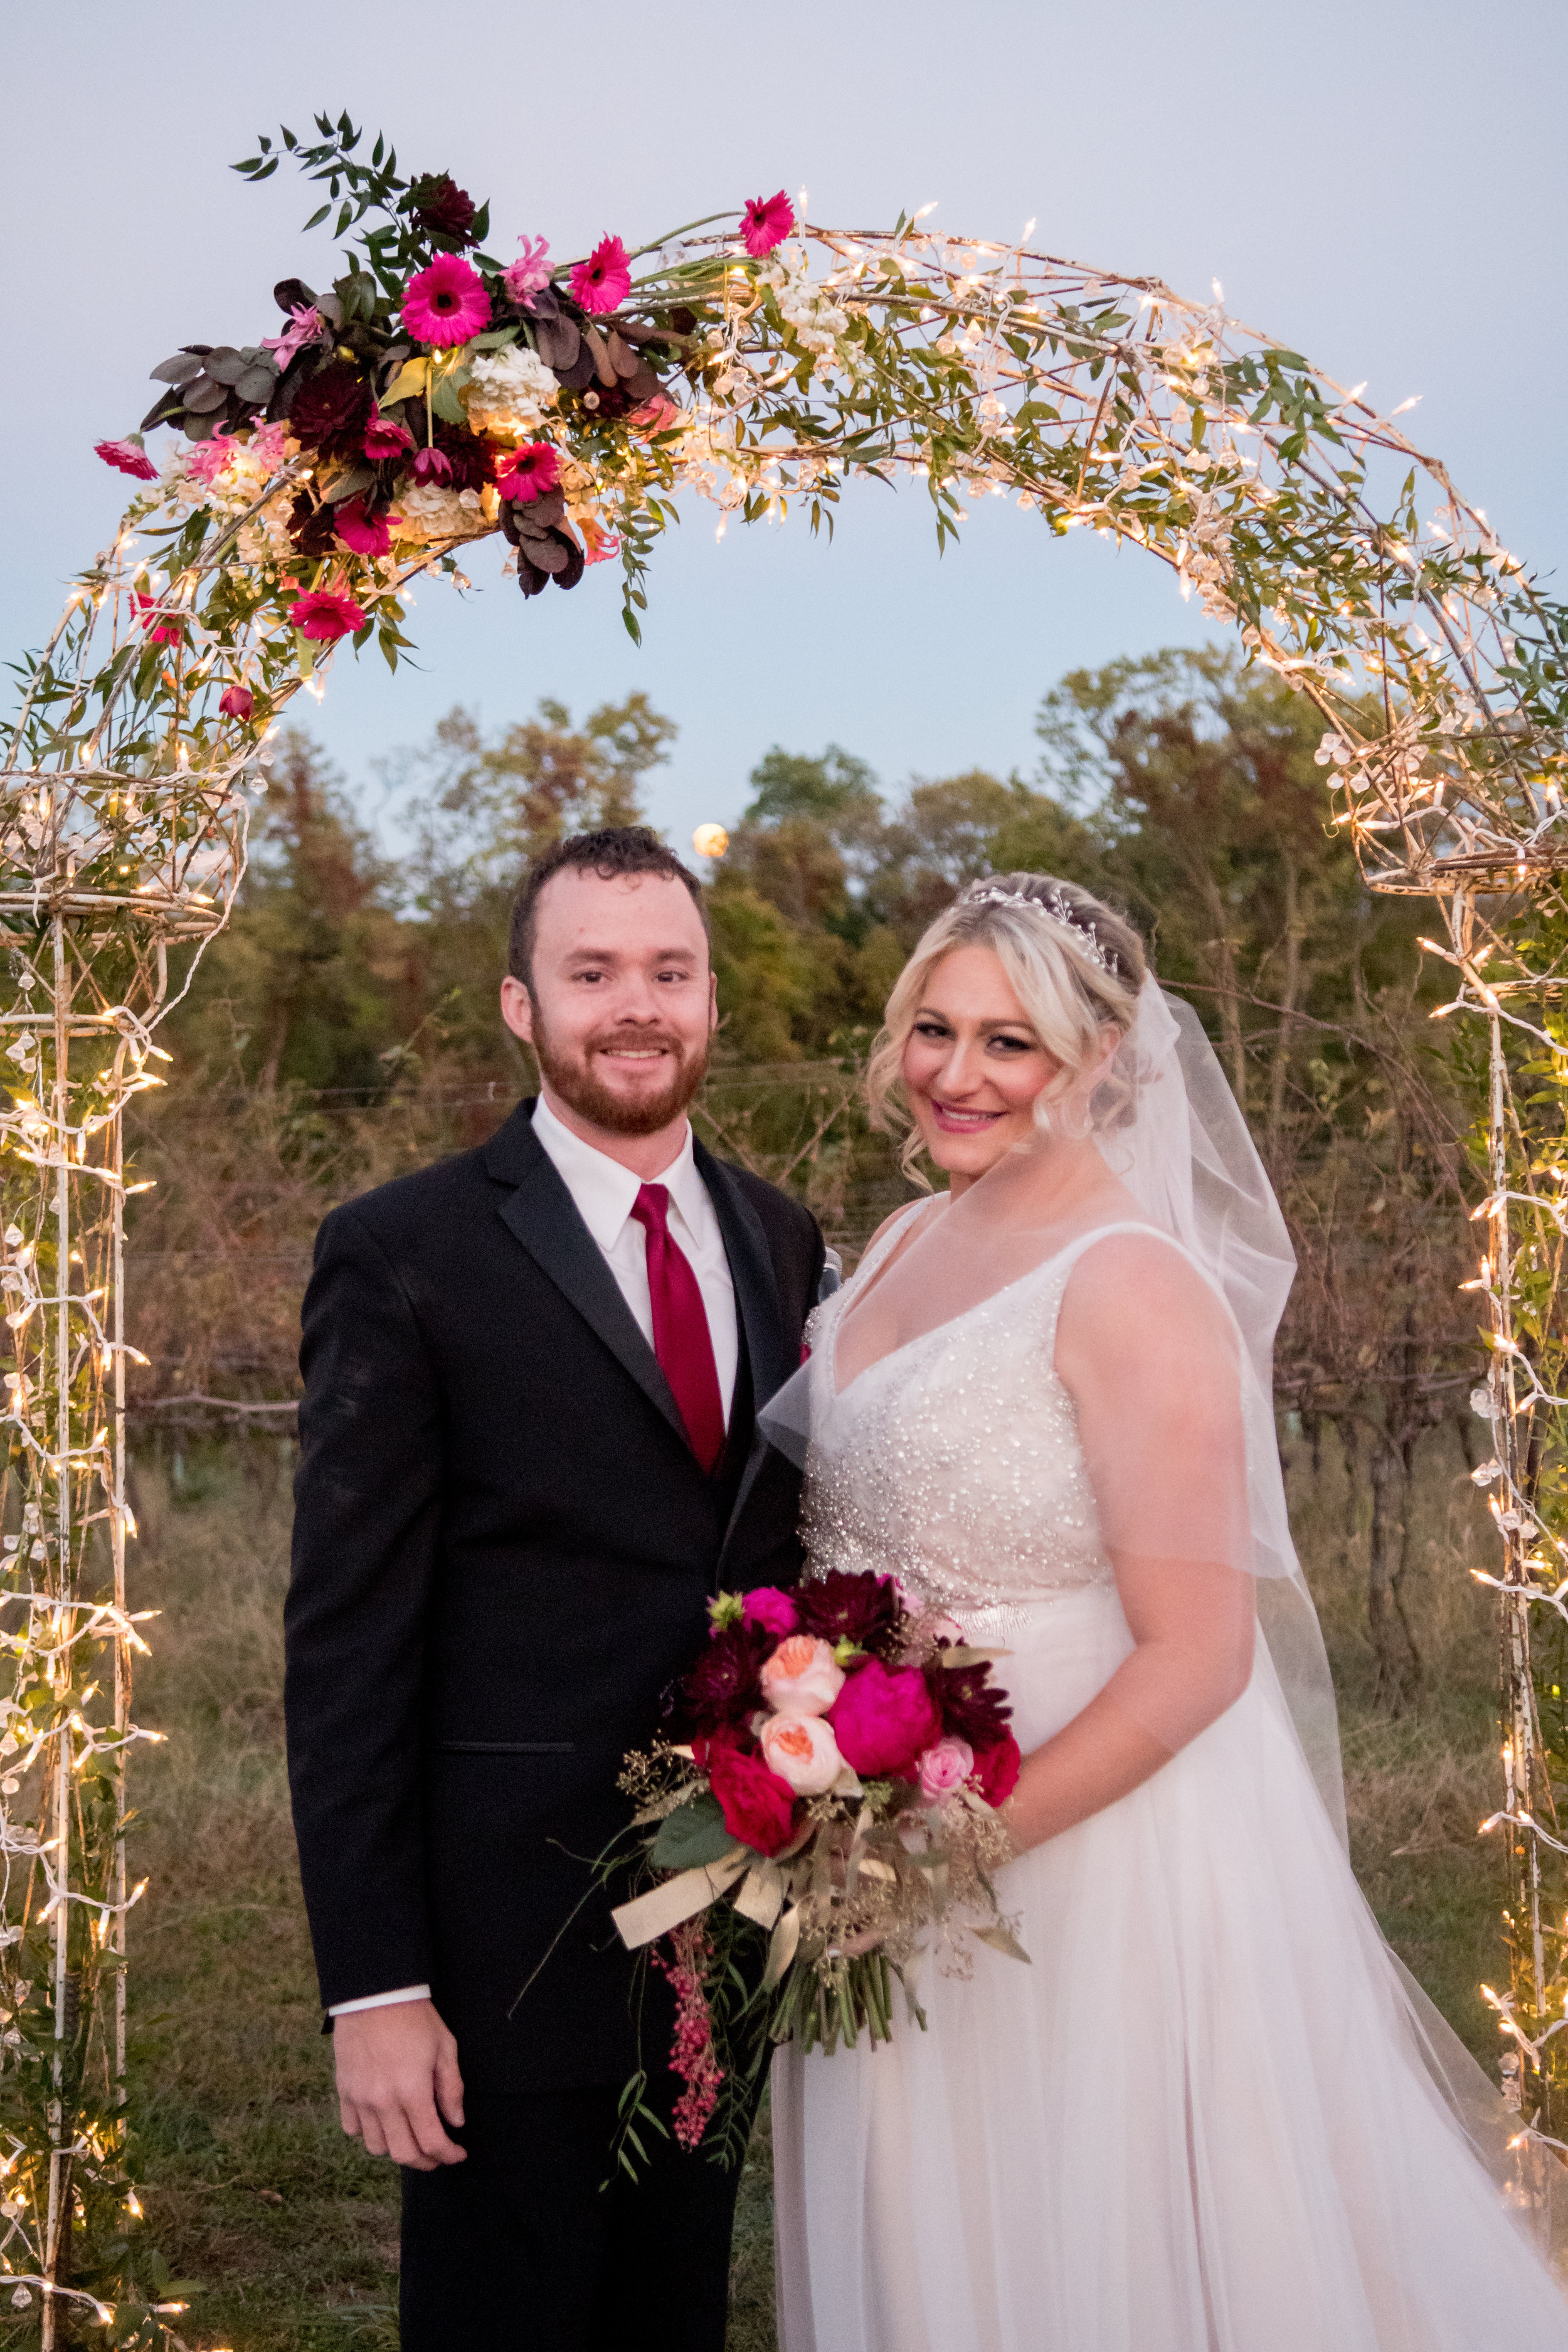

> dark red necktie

[{"left": 630, "top": 1182, "right": 726, "bottom": 1473}]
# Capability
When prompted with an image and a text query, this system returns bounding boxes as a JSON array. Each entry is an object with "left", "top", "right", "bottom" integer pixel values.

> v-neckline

[{"left": 829, "top": 1216, "right": 1172, "bottom": 1402}]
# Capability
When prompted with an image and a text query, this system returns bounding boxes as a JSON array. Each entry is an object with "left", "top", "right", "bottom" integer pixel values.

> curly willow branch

[{"left": 2, "top": 186, "right": 1564, "bottom": 2327}]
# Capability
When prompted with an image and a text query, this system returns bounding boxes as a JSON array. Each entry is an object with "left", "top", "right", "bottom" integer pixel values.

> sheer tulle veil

[{"left": 1099, "top": 976, "right": 1348, "bottom": 1841}]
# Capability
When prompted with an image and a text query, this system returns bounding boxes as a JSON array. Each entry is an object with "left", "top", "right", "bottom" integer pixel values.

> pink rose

[
  {"left": 971, "top": 1734, "right": 1022, "bottom": 1809},
  {"left": 759, "top": 1712, "right": 843, "bottom": 1796},
  {"left": 760, "top": 1634, "right": 844, "bottom": 1719},
  {"left": 829, "top": 1660, "right": 941, "bottom": 1781},
  {"left": 743, "top": 1586, "right": 799, "bottom": 1640},
  {"left": 703, "top": 1732, "right": 797, "bottom": 1857},
  {"left": 916, "top": 1734, "right": 974, "bottom": 1803},
  {"left": 218, "top": 685, "right": 254, "bottom": 721}
]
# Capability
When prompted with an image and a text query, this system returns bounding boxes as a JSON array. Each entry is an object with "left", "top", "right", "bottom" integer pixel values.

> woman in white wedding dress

[{"left": 770, "top": 874, "right": 1568, "bottom": 2352}]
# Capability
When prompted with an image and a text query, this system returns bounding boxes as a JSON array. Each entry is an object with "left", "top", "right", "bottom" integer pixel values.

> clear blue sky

[{"left": 3, "top": 0, "right": 1562, "bottom": 854}]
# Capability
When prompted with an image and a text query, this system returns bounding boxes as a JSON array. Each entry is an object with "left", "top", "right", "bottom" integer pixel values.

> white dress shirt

[{"left": 329, "top": 1098, "right": 739, "bottom": 2018}]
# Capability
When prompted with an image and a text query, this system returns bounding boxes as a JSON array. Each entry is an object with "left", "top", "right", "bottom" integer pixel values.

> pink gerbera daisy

[
  {"left": 96, "top": 437, "right": 157, "bottom": 482},
  {"left": 401, "top": 253, "right": 492, "bottom": 346},
  {"left": 569, "top": 235, "right": 631, "bottom": 315},
  {"left": 496, "top": 443, "right": 561, "bottom": 502},
  {"left": 289, "top": 588, "right": 367, "bottom": 643},
  {"left": 741, "top": 191, "right": 795, "bottom": 257}
]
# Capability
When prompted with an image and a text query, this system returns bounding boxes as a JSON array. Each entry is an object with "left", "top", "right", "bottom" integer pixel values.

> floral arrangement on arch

[{"left": 94, "top": 117, "right": 805, "bottom": 697}]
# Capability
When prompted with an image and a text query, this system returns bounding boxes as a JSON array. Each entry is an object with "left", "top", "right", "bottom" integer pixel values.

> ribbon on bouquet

[{"left": 612, "top": 1848, "right": 751, "bottom": 1949}]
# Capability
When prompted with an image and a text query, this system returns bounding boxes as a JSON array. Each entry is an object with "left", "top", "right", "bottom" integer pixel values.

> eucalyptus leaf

[
  {"left": 650, "top": 1790, "right": 735, "bottom": 1870},
  {"left": 326, "top": 469, "right": 374, "bottom": 504},
  {"left": 429, "top": 378, "right": 466, "bottom": 426},
  {"left": 149, "top": 354, "right": 205, "bottom": 388}
]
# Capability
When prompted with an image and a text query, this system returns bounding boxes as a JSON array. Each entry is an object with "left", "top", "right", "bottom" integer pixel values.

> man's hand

[{"left": 334, "top": 1998, "right": 467, "bottom": 2171}]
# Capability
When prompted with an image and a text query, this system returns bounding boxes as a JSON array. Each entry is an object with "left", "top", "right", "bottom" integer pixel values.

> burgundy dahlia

[
  {"left": 431, "top": 421, "right": 497, "bottom": 492},
  {"left": 928, "top": 1649, "right": 1014, "bottom": 1749},
  {"left": 675, "top": 1622, "right": 766, "bottom": 1734},
  {"left": 408, "top": 172, "right": 478, "bottom": 248},
  {"left": 287, "top": 361, "right": 374, "bottom": 460},
  {"left": 796, "top": 1570, "right": 904, "bottom": 1654}
]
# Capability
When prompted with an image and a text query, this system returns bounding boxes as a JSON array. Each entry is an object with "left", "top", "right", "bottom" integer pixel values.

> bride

[{"left": 769, "top": 872, "right": 1568, "bottom": 2351}]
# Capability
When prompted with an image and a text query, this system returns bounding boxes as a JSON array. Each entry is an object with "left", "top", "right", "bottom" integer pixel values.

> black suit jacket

[{"left": 283, "top": 1098, "right": 824, "bottom": 2094}]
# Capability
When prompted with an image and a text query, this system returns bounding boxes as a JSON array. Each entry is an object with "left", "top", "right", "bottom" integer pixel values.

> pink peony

[
  {"left": 496, "top": 442, "right": 559, "bottom": 502},
  {"left": 829, "top": 1660, "right": 941, "bottom": 1781},
  {"left": 741, "top": 190, "right": 795, "bottom": 257},
  {"left": 971, "top": 1733, "right": 1022, "bottom": 1809},
  {"left": 262, "top": 304, "right": 329, "bottom": 370},
  {"left": 758, "top": 1711, "right": 843, "bottom": 1797},
  {"left": 333, "top": 497, "right": 398, "bottom": 557},
  {"left": 410, "top": 445, "right": 453, "bottom": 484},
  {"left": 760, "top": 1634, "right": 844, "bottom": 1719},
  {"left": 916, "top": 1734, "right": 975, "bottom": 1803},
  {"left": 569, "top": 235, "right": 631, "bottom": 315},
  {"left": 703, "top": 1732, "right": 797, "bottom": 1857},
  {"left": 742, "top": 1586, "right": 799, "bottom": 1640},
  {"left": 96, "top": 437, "right": 157, "bottom": 482},
  {"left": 218, "top": 685, "right": 255, "bottom": 721},
  {"left": 131, "top": 591, "right": 183, "bottom": 647},
  {"left": 289, "top": 588, "right": 366, "bottom": 643},
  {"left": 402, "top": 253, "right": 492, "bottom": 346},
  {"left": 503, "top": 235, "right": 553, "bottom": 308},
  {"left": 363, "top": 415, "right": 415, "bottom": 462}
]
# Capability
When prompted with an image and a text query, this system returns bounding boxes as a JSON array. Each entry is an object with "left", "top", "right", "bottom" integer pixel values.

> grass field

[{"left": 119, "top": 1426, "right": 1507, "bottom": 2349}]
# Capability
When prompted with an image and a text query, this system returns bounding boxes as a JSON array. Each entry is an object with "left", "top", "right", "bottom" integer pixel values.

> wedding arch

[{"left": 3, "top": 109, "right": 1565, "bottom": 2339}]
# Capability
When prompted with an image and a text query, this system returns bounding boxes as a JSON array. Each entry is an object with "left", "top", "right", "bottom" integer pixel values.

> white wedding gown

[{"left": 772, "top": 1218, "right": 1568, "bottom": 2352}]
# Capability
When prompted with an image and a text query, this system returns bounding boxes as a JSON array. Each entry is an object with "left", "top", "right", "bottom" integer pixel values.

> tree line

[{"left": 128, "top": 646, "right": 1487, "bottom": 1703}]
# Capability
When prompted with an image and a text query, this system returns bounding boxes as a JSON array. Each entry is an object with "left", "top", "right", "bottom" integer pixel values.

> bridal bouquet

[{"left": 610, "top": 1571, "right": 1026, "bottom": 2160}]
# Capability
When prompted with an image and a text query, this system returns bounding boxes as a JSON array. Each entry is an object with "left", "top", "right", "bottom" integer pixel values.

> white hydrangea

[
  {"left": 395, "top": 483, "right": 490, "bottom": 544},
  {"left": 464, "top": 345, "right": 560, "bottom": 437}
]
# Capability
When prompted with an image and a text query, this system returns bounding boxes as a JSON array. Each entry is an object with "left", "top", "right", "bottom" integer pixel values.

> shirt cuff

[{"left": 328, "top": 1983, "right": 432, "bottom": 2016}]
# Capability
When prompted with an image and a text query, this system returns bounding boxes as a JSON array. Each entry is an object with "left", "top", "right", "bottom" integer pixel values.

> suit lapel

[
  {"left": 696, "top": 1142, "right": 794, "bottom": 1564},
  {"left": 487, "top": 1103, "right": 690, "bottom": 1451}
]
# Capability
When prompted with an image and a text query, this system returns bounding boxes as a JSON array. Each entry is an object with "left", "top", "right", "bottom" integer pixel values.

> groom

[{"left": 284, "top": 826, "right": 824, "bottom": 2349}]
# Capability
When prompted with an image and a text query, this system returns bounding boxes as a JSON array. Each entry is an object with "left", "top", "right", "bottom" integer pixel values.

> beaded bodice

[{"left": 801, "top": 1207, "right": 1128, "bottom": 1626}]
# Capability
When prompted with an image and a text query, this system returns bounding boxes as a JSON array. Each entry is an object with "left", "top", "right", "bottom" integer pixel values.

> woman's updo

[{"left": 865, "top": 873, "right": 1147, "bottom": 1174}]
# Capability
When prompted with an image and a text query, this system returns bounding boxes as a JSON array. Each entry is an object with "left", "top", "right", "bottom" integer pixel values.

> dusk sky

[{"left": 3, "top": 0, "right": 1562, "bottom": 854}]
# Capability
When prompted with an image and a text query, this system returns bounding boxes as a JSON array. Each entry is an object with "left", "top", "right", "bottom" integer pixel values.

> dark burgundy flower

[
  {"left": 432, "top": 421, "right": 496, "bottom": 491},
  {"left": 796, "top": 1570, "right": 904, "bottom": 1653},
  {"left": 287, "top": 491, "right": 343, "bottom": 559},
  {"left": 927, "top": 1648, "right": 1014, "bottom": 1749},
  {"left": 286, "top": 360, "right": 374, "bottom": 460},
  {"left": 408, "top": 172, "right": 479, "bottom": 248},
  {"left": 675, "top": 1622, "right": 766, "bottom": 1734}
]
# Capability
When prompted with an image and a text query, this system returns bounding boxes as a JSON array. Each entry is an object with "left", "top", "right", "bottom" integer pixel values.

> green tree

[{"left": 164, "top": 730, "right": 411, "bottom": 1096}]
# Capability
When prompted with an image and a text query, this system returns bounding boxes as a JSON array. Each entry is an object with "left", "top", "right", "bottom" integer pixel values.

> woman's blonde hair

[{"left": 866, "top": 874, "right": 1148, "bottom": 1179}]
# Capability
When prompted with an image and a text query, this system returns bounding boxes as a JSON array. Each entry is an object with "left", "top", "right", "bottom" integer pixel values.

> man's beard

[{"left": 531, "top": 1014, "right": 709, "bottom": 1136}]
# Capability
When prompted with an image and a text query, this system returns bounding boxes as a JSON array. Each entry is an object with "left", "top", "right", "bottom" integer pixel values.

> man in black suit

[{"left": 284, "top": 827, "right": 824, "bottom": 2349}]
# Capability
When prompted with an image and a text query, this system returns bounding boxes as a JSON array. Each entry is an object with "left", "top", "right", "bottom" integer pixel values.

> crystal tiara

[{"left": 964, "top": 882, "right": 1118, "bottom": 976}]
